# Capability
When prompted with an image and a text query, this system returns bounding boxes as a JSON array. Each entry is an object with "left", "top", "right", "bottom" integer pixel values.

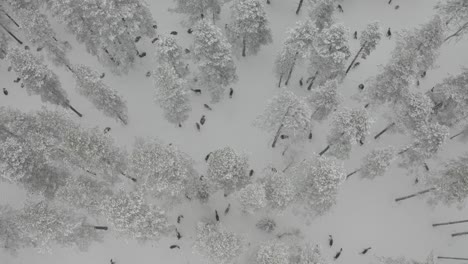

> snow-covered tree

[
  {"left": 435, "top": 0, "right": 468, "bottom": 42},
  {"left": 366, "top": 16, "right": 444, "bottom": 106},
  {"left": 227, "top": 0, "right": 273, "bottom": 57},
  {"left": 7, "top": 47, "right": 82, "bottom": 117},
  {"left": 256, "top": 217, "right": 276, "bottom": 233},
  {"left": 193, "top": 19, "right": 238, "bottom": 102},
  {"left": 261, "top": 168, "right": 296, "bottom": 210},
  {"left": 55, "top": 174, "right": 114, "bottom": 215},
  {"left": 255, "top": 240, "right": 290, "bottom": 264},
  {"left": 399, "top": 122, "right": 449, "bottom": 170},
  {"left": 194, "top": 221, "right": 244, "bottom": 264},
  {"left": 15, "top": 201, "right": 103, "bottom": 253},
  {"left": 306, "top": 79, "right": 342, "bottom": 121},
  {"left": 307, "top": 23, "right": 351, "bottom": 88},
  {"left": 430, "top": 68, "right": 468, "bottom": 127},
  {"left": 111, "top": 0, "right": 156, "bottom": 39},
  {"left": 428, "top": 153, "right": 468, "bottom": 208},
  {"left": 130, "top": 138, "right": 197, "bottom": 200},
  {"left": 291, "top": 243, "right": 328, "bottom": 264},
  {"left": 206, "top": 146, "right": 250, "bottom": 196},
  {"left": 293, "top": 155, "right": 345, "bottom": 215},
  {"left": 72, "top": 65, "right": 129, "bottom": 125},
  {"left": 0, "top": 205, "right": 29, "bottom": 255},
  {"left": 237, "top": 183, "right": 267, "bottom": 214},
  {"left": 307, "top": 0, "right": 336, "bottom": 31},
  {"left": 101, "top": 189, "right": 171, "bottom": 242},
  {"left": 345, "top": 21, "right": 382, "bottom": 74},
  {"left": 321, "top": 108, "right": 372, "bottom": 159},
  {"left": 275, "top": 20, "right": 317, "bottom": 87},
  {"left": 358, "top": 146, "right": 396, "bottom": 179},
  {"left": 170, "top": 0, "right": 223, "bottom": 24},
  {"left": 153, "top": 62, "right": 192, "bottom": 126},
  {"left": 255, "top": 90, "right": 313, "bottom": 148},
  {"left": 154, "top": 36, "right": 187, "bottom": 77}
]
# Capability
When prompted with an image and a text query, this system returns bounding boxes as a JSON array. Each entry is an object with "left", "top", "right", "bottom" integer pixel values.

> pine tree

[
  {"left": 7, "top": 47, "right": 82, "bottom": 117},
  {"left": 206, "top": 146, "right": 250, "bottom": 196},
  {"left": 111, "top": 0, "right": 156, "bottom": 39},
  {"left": 307, "top": 0, "right": 337, "bottom": 31},
  {"left": 429, "top": 68, "right": 468, "bottom": 127},
  {"left": 308, "top": 23, "right": 351, "bottom": 88},
  {"left": 15, "top": 201, "right": 103, "bottom": 253},
  {"left": 321, "top": 108, "right": 372, "bottom": 159},
  {"left": 255, "top": 240, "right": 290, "bottom": 264},
  {"left": 435, "top": 0, "right": 468, "bottom": 42},
  {"left": 345, "top": 21, "right": 382, "bottom": 74},
  {"left": 359, "top": 146, "right": 396, "bottom": 179},
  {"left": 170, "top": 0, "right": 223, "bottom": 24},
  {"left": 293, "top": 155, "right": 345, "bottom": 215},
  {"left": 427, "top": 153, "right": 468, "bottom": 208},
  {"left": 237, "top": 183, "right": 267, "bottom": 214},
  {"left": 255, "top": 90, "right": 313, "bottom": 148},
  {"left": 275, "top": 20, "right": 317, "bottom": 87},
  {"left": 153, "top": 62, "right": 192, "bottom": 126},
  {"left": 72, "top": 65, "right": 129, "bottom": 125},
  {"left": 227, "top": 0, "right": 272, "bottom": 57},
  {"left": 154, "top": 36, "right": 187, "bottom": 77},
  {"left": 193, "top": 19, "right": 238, "bottom": 102},
  {"left": 130, "top": 138, "right": 197, "bottom": 200},
  {"left": 260, "top": 167, "right": 296, "bottom": 211},
  {"left": 194, "top": 221, "right": 245, "bottom": 264},
  {"left": 306, "top": 79, "right": 342, "bottom": 121},
  {"left": 101, "top": 189, "right": 171, "bottom": 242}
]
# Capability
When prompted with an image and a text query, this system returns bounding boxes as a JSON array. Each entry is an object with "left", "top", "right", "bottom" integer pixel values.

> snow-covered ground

[{"left": 1, "top": 0, "right": 468, "bottom": 263}]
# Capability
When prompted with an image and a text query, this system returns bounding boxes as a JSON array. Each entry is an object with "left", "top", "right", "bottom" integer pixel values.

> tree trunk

[
  {"left": 438, "top": 257, "right": 468, "bottom": 261},
  {"left": 374, "top": 122, "right": 395, "bottom": 139},
  {"left": 433, "top": 219, "right": 468, "bottom": 227},
  {"left": 242, "top": 37, "right": 246, "bottom": 57},
  {"left": 272, "top": 124, "right": 284, "bottom": 148},
  {"left": 120, "top": 171, "right": 137, "bottom": 182},
  {"left": 452, "top": 231, "right": 468, "bottom": 237},
  {"left": 284, "top": 52, "right": 298, "bottom": 86},
  {"left": 346, "top": 169, "right": 361, "bottom": 179},
  {"left": 0, "top": 22, "right": 23, "bottom": 45},
  {"left": 278, "top": 74, "right": 283, "bottom": 88},
  {"left": 66, "top": 64, "right": 75, "bottom": 74},
  {"left": 444, "top": 21, "right": 468, "bottom": 43},
  {"left": 450, "top": 131, "right": 464, "bottom": 140},
  {"left": 394, "top": 187, "right": 435, "bottom": 202},
  {"left": 0, "top": 10, "right": 20, "bottom": 27},
  {"left": 307, "top": 71, "right": 319, "bottom": 91},
  {"left": 68, "top": 104, "right": 83, "bottom": 117},
  {"left": 94, "top": 226, "right": 108, "bottom": 230},
  {"left": 117, "top": 114, "right": 127, "bottom": 125},
  {"left": 295, "top": 0, "right": 304, "bottom": 15},
  {"left": 345, "top": 44, "right": 366, "bottom": 75},
  {"left": 319, "top": 145, "right": 330, "bottom": 156}
]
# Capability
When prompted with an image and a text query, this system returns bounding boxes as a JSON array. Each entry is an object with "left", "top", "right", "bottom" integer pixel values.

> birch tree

[
  {"left": 255, "top": 90, "right": 313, "bottom": 148},
  {"left": 321, "top": 108, "right": 372, "bottom": 159},
  {"left": 206, "top": 146, "right": 250, "bottom": 196},
  {"left": 170, "top": 0, "right": 223, "bottom": 24},
  {"left": 237, "top": 183, "right": 267, "bottom": 214},
  {"left": 130, "top": 138, "right": 197, "bottom": 200},
  {"left": 293, "top": 155, "right": 345, "bottom": 215},
  {"left": 306, "top": 79, "right": 342, "bottom": 121},
  {"left": 227, "top": 0, "right": 273, "bottom": 57},
  {"left": 72, "top": 65, "right": 129, "bottom": 125},
  {"left": 193, "top": 19, "right": 238, "bottom": 102},
  {"left": 194, "top": 221, "right": 245, "bottom": 264},
  {"left": 7, "top": 47, "right": 82, "bottom": 117},
  {"left": 101, "top": 189, "right": 171, "bottom": 242},
  {"left": 153, "top": 62, "right": 191, "bottom": 126},
  {"left": 345, "top": 21, "right": 382, "bottom": 74}
]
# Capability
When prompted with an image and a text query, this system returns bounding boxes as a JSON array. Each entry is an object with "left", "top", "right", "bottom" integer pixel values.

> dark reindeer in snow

[
  {"left": 170, "top": 245, "right": 180, "bottom": 249},
  {"left": 191, "top": 89, "right": 202, "bottom": 94},
  {"left": 204, "top": 104, "right": 212, "bottom": 110},
  {"left": 334, "top": 248, "right": 343, "bottom": 260}
]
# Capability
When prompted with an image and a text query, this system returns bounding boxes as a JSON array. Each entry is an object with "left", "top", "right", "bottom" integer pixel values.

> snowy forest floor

[{"left": 1, "top": 0, "right": 468, "bottom": 263}]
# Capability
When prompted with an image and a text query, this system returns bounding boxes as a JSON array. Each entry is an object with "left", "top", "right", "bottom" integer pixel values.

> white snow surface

[{"left": 1, "top": 0, "right": 468, "bottom": 263}]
